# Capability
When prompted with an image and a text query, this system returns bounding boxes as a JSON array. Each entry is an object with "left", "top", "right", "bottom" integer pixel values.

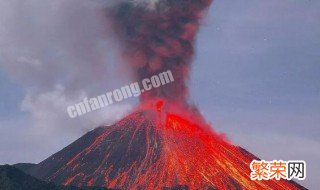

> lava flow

[
  {"left": 27, "top": 0, "right": 306, "bottom": 189},
  {"left": 28, "top": 100, "right": 305, "bottom": 189}
]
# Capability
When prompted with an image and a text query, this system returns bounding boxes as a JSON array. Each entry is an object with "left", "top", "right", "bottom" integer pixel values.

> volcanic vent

[
  {"left": 29, "top": 101, "right": 304, "bottom": 189},
  {"left": 29, "top": 0, "right": 305, "bottom": 189}
]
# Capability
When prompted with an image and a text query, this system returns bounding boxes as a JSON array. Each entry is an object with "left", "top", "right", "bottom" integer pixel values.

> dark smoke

[{"left": 110, "top": 0, "right": 213, "bottom": 104}]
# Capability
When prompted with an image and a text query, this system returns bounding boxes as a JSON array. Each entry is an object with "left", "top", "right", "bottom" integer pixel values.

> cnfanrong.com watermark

[
  {"left": 67, "top": 70, "right": 174, "bottom": 118},
  {"left": 250, "top": 160, "right": 306, "bottom": 181}
]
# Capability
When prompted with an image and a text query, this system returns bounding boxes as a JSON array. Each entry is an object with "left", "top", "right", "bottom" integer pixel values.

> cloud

[{"left": 0, "top": 0, "right": 134, "bottom": 143}]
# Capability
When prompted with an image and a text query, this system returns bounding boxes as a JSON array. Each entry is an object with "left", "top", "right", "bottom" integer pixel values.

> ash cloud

[
  {"left": 0, "top": 0, "right": 213, "bottom": 162},
  {"left": 109, "top": 0, "right": 213, "bottom": 104},
  {"left": 0, "top": 0, "right": 133, "bottom": 138}
]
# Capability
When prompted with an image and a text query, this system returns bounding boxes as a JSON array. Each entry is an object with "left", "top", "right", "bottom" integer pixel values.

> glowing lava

[
  {"left": 22, "top": 0, "right": 306, "bottom": 189},
  {"left": 29, "top": 101, "right": 305, "bottom": 190}
]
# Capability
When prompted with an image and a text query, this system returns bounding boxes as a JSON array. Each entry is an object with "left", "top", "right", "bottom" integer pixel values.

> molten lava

[
  {"left": 29, "top": 101, "right": 305, "bottom": 190},
  {"left": 26, "top": 1, "right": 305, "bottom": 189}
]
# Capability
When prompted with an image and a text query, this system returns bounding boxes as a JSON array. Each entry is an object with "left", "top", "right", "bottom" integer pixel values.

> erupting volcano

[
  {"left": 28, "top": 101, "right": 304, "bottom": 189},
  {"left": 27, "top": 0, "right": 305, "bottom": 189}
]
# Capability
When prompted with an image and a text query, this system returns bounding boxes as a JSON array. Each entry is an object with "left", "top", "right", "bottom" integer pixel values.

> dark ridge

[
  {"left": 0, "top": 165, "right": 108, "bottom": 190},
  {"left": 12, "top": 163, "right": 36, "bottom": 174}
]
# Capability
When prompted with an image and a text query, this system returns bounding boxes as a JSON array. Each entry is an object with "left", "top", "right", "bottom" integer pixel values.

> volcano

[
  {"left": 25, "top": 1, "right": 306, "bottom": 189},
  {"left": 28, "top": 102, "right": 305, "bottom": 190}
]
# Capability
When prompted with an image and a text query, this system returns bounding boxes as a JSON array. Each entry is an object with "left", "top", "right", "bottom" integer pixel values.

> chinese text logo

[{"left": 250, "top": 160, "right": 306, "bottom": 181}]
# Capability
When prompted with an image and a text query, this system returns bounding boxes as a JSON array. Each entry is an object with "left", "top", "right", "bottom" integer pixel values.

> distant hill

[
  {"left": 0, "top": 165, "right": 107, "bottom": 190},
  {"left": 12, "top": 163, "right": 36, "bottom": 174}
]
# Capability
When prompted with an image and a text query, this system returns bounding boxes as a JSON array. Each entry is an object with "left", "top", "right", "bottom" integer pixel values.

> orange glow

[{"left": 57, "top": 101, "right": 303, "bottom": 189}]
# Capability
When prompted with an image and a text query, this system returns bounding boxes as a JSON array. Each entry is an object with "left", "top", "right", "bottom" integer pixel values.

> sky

[{"left": 0, "top": 0, "right": 319, "bottom": 189}]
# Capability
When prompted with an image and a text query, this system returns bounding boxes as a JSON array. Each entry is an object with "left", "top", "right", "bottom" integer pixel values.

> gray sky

[{"left": 0, "top": 0, "right": 319, "bottom": 189}]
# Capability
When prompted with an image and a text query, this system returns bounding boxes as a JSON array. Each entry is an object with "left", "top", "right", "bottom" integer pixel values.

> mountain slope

[
  {"left": 0, "top": 165, "right": 53, "bottom": 190},
  {"left": 0, "top": 165, "right": 107, "bottom": 190},
  {"left": 28, "top": 109, "right": 306, "bottom": 190},
  {"left": 12, "top": 163, "right": 36, "bottom": 174}
]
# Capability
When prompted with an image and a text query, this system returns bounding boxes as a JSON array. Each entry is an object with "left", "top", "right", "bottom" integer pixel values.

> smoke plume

[
  {"left": 110, "top": 0, "right": 213, "bottom": 104},
  {"left": 0, "top": 0, "right": 212, "bottom": 161}
]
